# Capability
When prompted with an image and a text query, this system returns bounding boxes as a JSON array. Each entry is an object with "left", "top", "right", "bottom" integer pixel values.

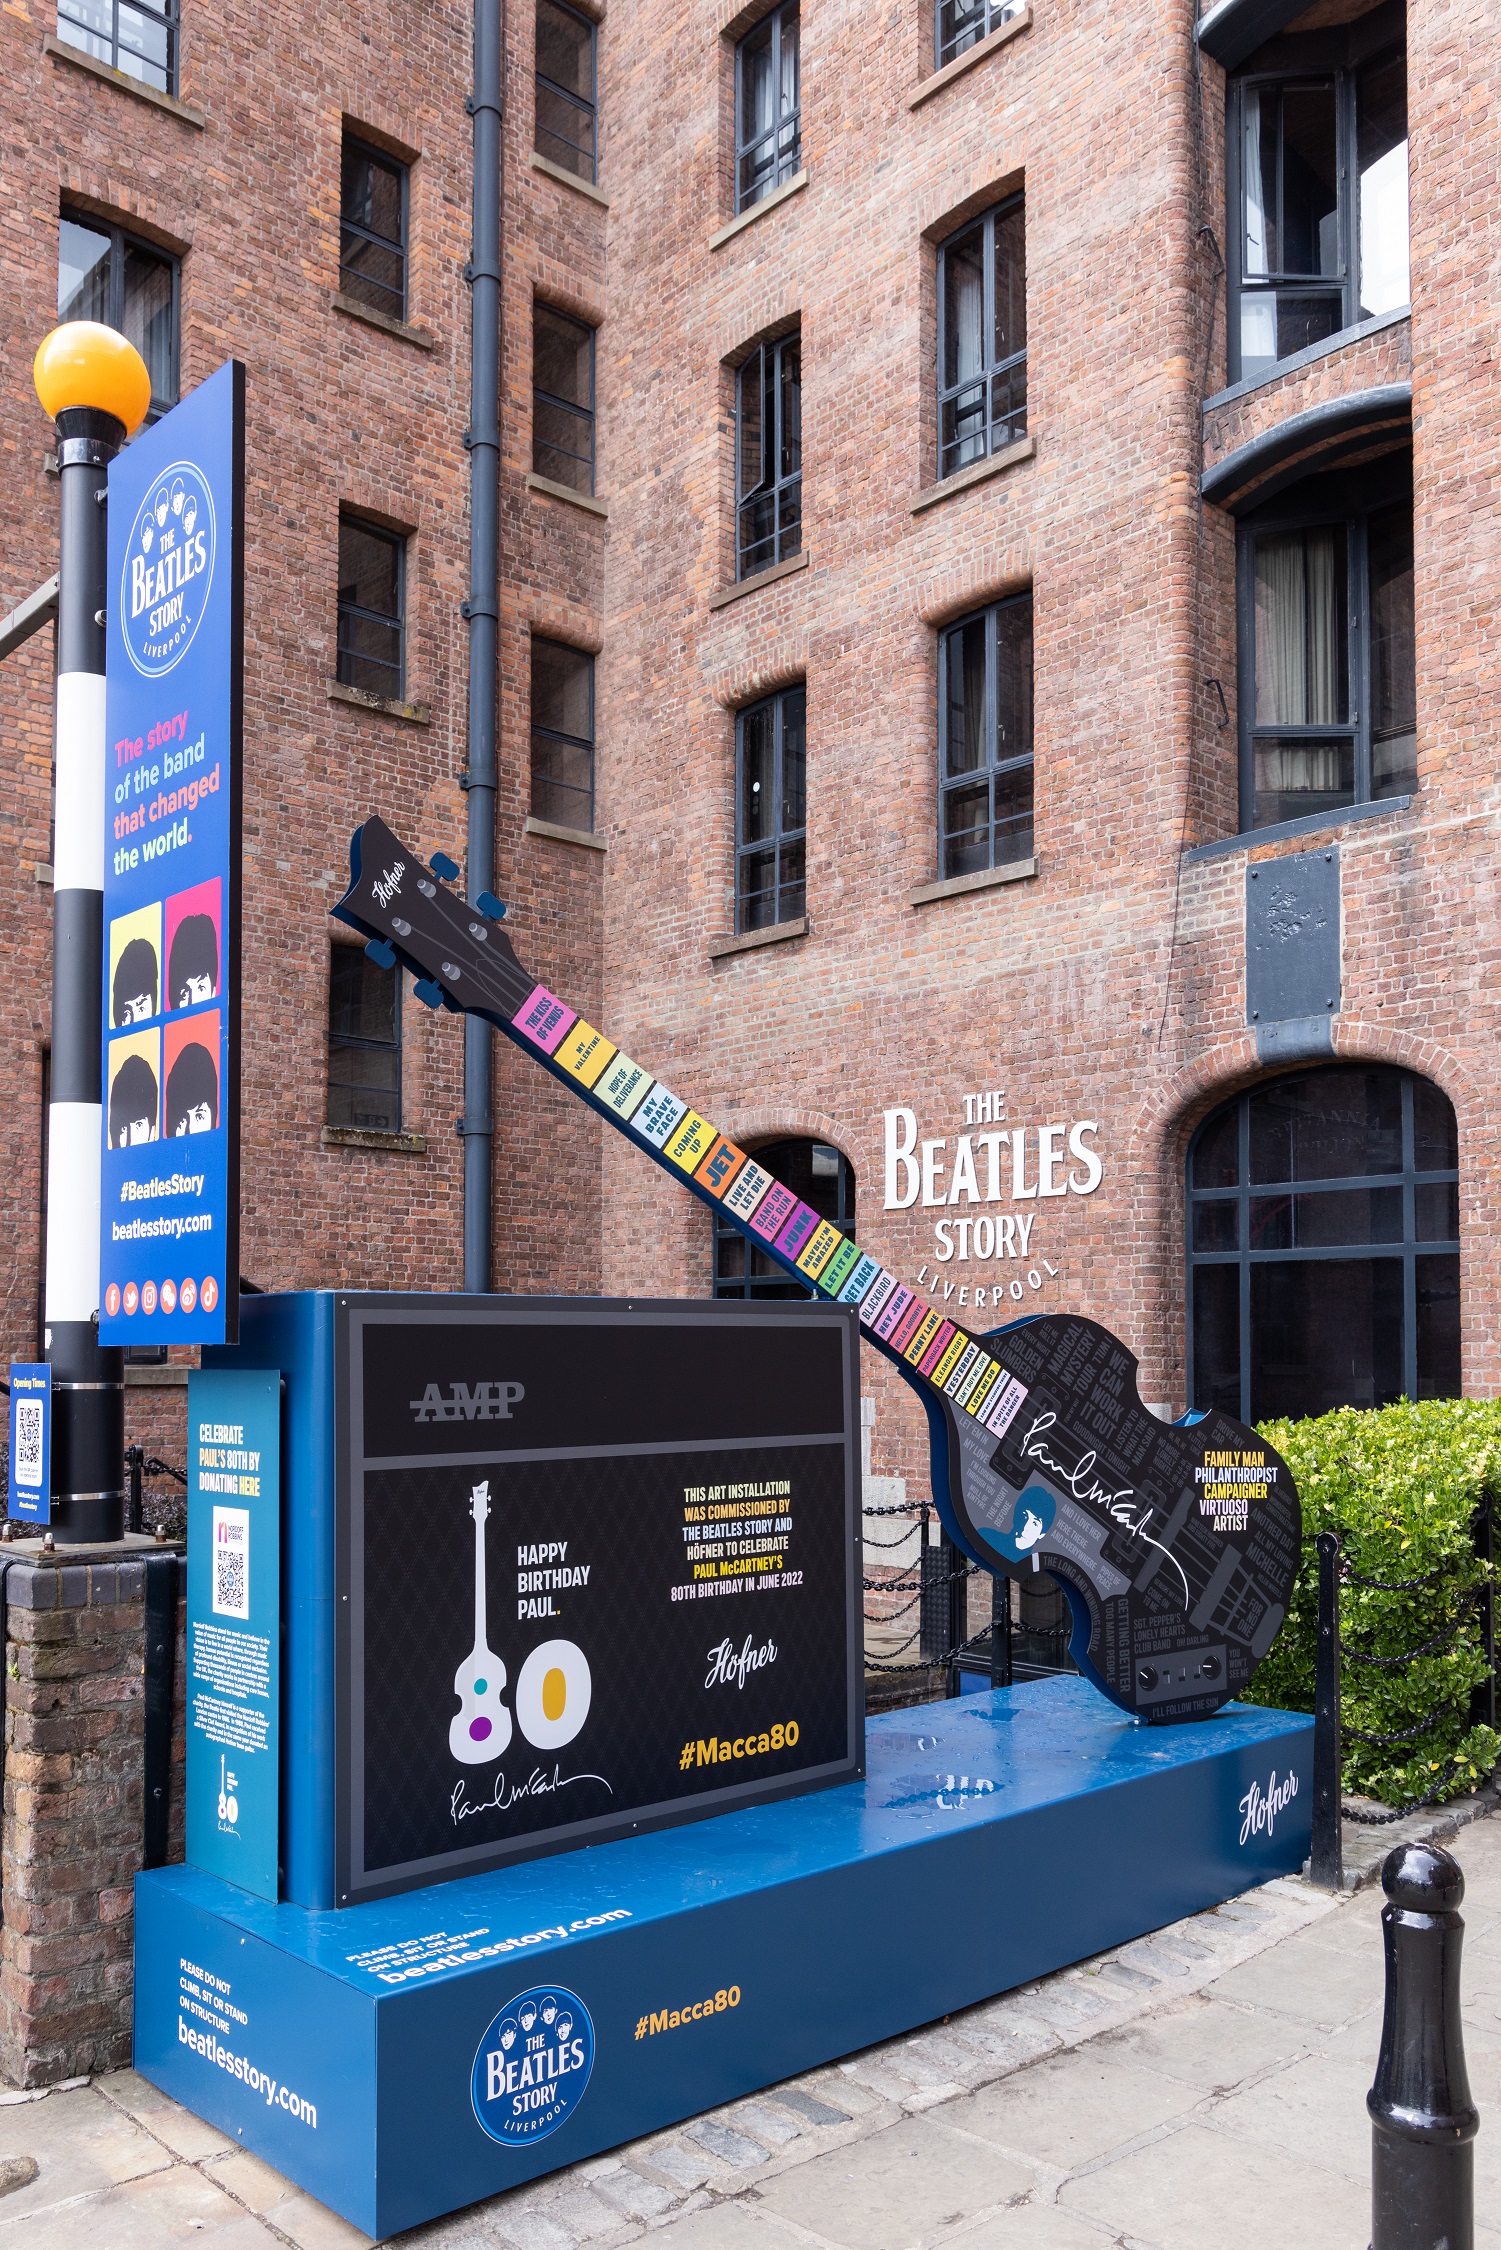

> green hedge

[{"left": 1240, "top": 1400, "right": 1498, "bottom": 1808}]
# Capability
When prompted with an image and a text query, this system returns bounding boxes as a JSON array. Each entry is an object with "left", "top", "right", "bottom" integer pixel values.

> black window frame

[
  {"left": 55, "top": 0, "right": 178, "bottom": 95},
  {"left": 937, "top": 589, "right": 1034, "bottom": 878},
  {"left": 1225, "top": 25, "right": 1408, "bottom": 388},
  {"left": 532, "top": 302, "right": 597, "bottom": 496},
  {"left": 535, "top": 0, "right": 598, "bottom": 184},
  {"left": 735, "top": 329, "right": 801, "bottom": 580},
  {"left": 339, "top": 136, "right": 409, "bottom": 324},
  {"left": 935, "top": 192, "right": 1028, "bottom": 482},
  {"left": 327, "top": 944, "right": 404, "bottom": 1136},
  {"left": 934, "top": 0, "right": 1024, "bottom": 71},
  {"left": 735, "top": 683, "right": 806, "bottom": 934},
  {"left": 530, "top": 637, "right": 596, "bottom": 834},
  {"left": 336, "top": 514, "right": 406, "bottom": 704},
  {"left": 1235, "top": 451, "right": 1414, "bottom": 834},
  {"left": 1186, "top": 1066, "right": 1460, "bottom": 1423},
  {"left": 734, "top": 0, "right": 801, "bottom": 216},
  {"left": 58, "top": 207, "right": 180, "bottom": 422},
  {"left": 713, "top": 1138, "right": 854, "bottom": 1300}
]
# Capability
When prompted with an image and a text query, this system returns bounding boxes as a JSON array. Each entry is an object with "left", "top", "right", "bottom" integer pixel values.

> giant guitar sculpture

[{"left": 335, "top": 816, "right": 1302, "bottom": 1725}]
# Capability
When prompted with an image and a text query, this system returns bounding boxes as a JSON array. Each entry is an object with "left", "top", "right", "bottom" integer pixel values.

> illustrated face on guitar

[{"left": 450, "top": 1481, "right": 513, "bottom": 1765}]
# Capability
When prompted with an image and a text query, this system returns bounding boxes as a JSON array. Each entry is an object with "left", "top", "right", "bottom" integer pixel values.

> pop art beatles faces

[
  {"left": 107, "top": 1028, "right": 160, "bottom": 1145},
  {"left": 105, "top": 879, "right": 224, "bottom": 1150},
  {"left": 108, "top": 901, "right": 162, "bottom": 1027},
  {"left": 164, "top": 1012, "right": 220, "bottom": 1136},
  {"left": 164, "top": 877, "right": 221, "bottom": 1010}
]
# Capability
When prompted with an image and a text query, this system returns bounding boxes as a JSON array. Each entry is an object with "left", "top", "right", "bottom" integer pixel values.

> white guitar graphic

[{"left": 449, "top": 1481, "right": 513, "bottom": 1764}]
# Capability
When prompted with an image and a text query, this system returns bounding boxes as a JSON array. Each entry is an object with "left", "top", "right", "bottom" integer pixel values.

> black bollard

[{"left": 1368, "top": 1841, "right": 1479, "bottom": 2250}]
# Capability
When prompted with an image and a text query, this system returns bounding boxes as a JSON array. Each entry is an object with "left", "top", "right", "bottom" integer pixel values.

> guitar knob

[
  {"left": 431, "top": 851, "right": 461, "bottom": 881},
  {"left": 1199, "top": 1655, "right": 1221, "bottom": 1680},
  {"left": 476, "top": 891, "right": 507, "bottom": 921},
  {"left": 364, "top": 939, "right": 396, "bottom": 970},
  {"left": 1136, "top": 1665, "right": 1157, "bottom": 1691},
  {"left": 414, "top": 978, "right": 444, "bottom": 1009}
]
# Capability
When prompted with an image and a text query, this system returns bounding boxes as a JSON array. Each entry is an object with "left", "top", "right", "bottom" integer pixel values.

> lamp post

[{"left": 32, "top": 322, "right": 151, "bottom": 1544}]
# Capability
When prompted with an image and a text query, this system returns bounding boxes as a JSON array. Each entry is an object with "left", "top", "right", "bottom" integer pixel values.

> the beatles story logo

[{"left": 120, "top": 461, "right": 216, "bottom": 677}]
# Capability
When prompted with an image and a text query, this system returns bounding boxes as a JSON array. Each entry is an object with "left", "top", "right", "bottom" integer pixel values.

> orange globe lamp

[{"left": 33, "top": 320, "right": 152, "bottom": 436}]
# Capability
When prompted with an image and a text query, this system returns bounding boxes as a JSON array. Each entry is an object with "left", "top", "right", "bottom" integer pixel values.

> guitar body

[
  {"left": 902, "top": 1315, "right": 1300, "bottom": 1722},
  {"left": 335, "top": 817, "right": 1303, "bottom": 1728}
]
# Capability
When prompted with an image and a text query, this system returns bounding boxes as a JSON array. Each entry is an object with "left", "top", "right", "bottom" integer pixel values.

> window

[
  {"left": 337, "top": 517, "right": 405, "bottom": 701},
  {"left": 531, "top": 640, "right": 595, "bottom": 831},
  {"left": 340, "top": 138, "right": 408, "bottom": 322},
  {"left": 937, "top": 195, "right": 1026, "bottom": 480},
  {"left": 1187, "top": 1066, "right": 1460, "bottom": 1421},
  {"left": 533, "top": 305, "right": 596, "bottom": 494},
  {"left": 736, "top": 2, "right": 800, "bottom": 214},
  {"left": 328, "top": 948, "right": 402, "bottom": 1133},
  {"left": 736, "top": 685, "right": 805, "bottom": 932},
  {"left": 936, "top": 0, "right": 1024, "bottom": 70},
  {"left": 59, "top": 211, "right": 177, "bottom": 419},
  {"left": 938, "top": 591, "right": 1034, "bottom": 877},
  {"left": 56, "top": 0, "right": 177, "bottom": 93},
  {"left": 1238, "top": 454, "right": 1414, "bottom": 831},
  {"left": 1230, "top": 44, "right": 1408, "bottom": 384},
  {"left": 536, "top": 0, "right": 597, "bottom": 182},
  {"left": 714, "top": 1138, "right": 853, "bottom": 1298},
  {"left": 736, "top": 332, "right": 801, "bottom": 578}
]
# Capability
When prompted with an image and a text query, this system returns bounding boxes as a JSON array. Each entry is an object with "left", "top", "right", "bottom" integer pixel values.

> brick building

[{"left": 1, "top": 0, "right": 1495, "bottom": 1525}]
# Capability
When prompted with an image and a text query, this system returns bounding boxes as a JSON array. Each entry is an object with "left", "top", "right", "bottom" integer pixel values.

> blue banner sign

[
  {"left": 187, "top": 1368, "right": 280, "bottom": 1901},
  {"left": 101, "top": 361, "right": 243, "bottom": 1346},
  {"left": 7, "top": 1364, "right": 51, "bottom": 1523}
]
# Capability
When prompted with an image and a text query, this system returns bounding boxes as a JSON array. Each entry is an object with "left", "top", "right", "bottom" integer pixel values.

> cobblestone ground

[{"left": 0, "top": 1813, "right": 1494, "bottom": 2249}]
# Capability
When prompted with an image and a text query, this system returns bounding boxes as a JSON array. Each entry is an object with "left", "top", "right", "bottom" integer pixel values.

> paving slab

[
  {"left": 0, "top": 2084, "right": 172, "bottom": 2220},
  {"left": 750, "top": 2115, "right": 1035, "bottom": 2249},
  {"left": 1059, "top": 2119, "right": 1369, "bottom": 2250},
  {"left": 943, "top": 2048, "right": 1201, "bottom": 2172}
]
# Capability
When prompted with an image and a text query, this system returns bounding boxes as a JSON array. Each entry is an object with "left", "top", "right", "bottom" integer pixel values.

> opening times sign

[
  {"left": 101, "top": 360, "right": 243, "bottom": 1346},
  {"left": 335, "top": 1298, "right": 863, "bottom": 1905}
]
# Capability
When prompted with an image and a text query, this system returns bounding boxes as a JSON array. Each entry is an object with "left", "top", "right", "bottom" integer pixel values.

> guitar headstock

[
  {"left": 470, "top": 1480, "right": 491, "bottom": 1526},
  {"left": 332, "top": 816, "right": 535, "bottom": 1025}
]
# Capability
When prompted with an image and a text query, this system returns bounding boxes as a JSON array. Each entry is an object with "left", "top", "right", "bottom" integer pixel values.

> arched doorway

[
  {"left": 711, "top": 1138, "right": 856, "bottom": 1299},
  {"left": 1187, "top": 1065, "right": 1460, "bottom": 1420}
]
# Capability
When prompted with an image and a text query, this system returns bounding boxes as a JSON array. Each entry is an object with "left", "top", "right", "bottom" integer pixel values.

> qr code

[
  {"left": 14, "top": 1400, "right": 43, "bottom": 1489},
  {"left": 211, "top": 1506, "right": 250, "bottom": 1618}
]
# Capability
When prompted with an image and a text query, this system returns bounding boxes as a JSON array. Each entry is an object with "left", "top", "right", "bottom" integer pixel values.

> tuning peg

[
  {"left": 414, "top": 977, "right": 445, "bottom": 1009},
  {"left": 364, "top": 938, "right": 397, "bottom": 970},
  {"left": 430, "top": 851, "right": 461, "bottom": 882},
  {"left": 476, "top": 891, "right": 507, "bottom": 921}
]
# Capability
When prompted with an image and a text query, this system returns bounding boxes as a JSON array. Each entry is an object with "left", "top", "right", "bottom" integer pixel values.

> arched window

[
  {"left": 1187, "top": 1065, "right": 1459, "bottom": 1421},
  {"left": 712, "top": 1138, "right": 854, "bottom": 1299}
]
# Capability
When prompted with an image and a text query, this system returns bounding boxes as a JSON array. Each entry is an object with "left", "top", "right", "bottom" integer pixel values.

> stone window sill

[
  {"left": 124, "top": 1363, "right": 191, "bottom": 1387},
  {"left": 43, "top": 33, "right": 206, "bottom": 124},
  {"left": 1182, "top": 794, "right": 1414, "bottom": 865},
  {"left": 708, "top": 550, "right": 809, "bottom": 611},
  {"left": 908, "top": 5, "right": 1032, "bottom": 108},
  {"left": 909, "top": 857, "right": 1036, "bottom": 907},
  {"left": 331, "top": 293, "right": 435, "bottom": 350},
  {"left": 525, "top": 471, "right": 609, "bottom": 519},
  {"left": 321, "top": 1125, "right": 428, "bottom": 1155},
  {"left": 707, "top": 916, "right": 808, "bottom": 960},
  {"left": 328, "top": 683, "right": 431, "bottom": 725},
  {"left": 525, "top": 814, "right": 607, "bottom": 851},
  {"left": 708, "top": 170, "right": 808, "bottom": 252},
  {"left": 912, "top": 435, "right": 1035, "bottom": 515},
  {"left": 528, "top": 150, "right": 610, "bottom": 207}
]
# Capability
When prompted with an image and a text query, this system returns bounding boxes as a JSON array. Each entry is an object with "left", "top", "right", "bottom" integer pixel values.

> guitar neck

[
  {"left": 335, "top": 817, "right": 1022, "bottom": 1448},
  {"left": 473, "top": 1508, "right": 488, "bottom": 1649}
]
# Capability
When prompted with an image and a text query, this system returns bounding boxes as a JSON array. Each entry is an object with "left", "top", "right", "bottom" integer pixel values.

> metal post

[
  {"left": 990, "top": 1569, "right": 1011, "bottom": 1689},
  {"left": 1310, "top": 1528, "right": 1343, "bottom": 1891},
  {"left": 126, "top": 1443, "right": 143, "bottom": 1536},
  {"left": 1368, "top": 1842, "right": 1478, "bottom": 2250},
  {"left": 46, "top": 400, "right": 125, "bottom": 1543},
  {"left": 142, "top": 1551, "right": 178, "bottom": 1868},
  {"left": 946, "top": 1535, "right": 967, "bottom": 1699},
  {"left": 461, "top": 0, "right": 502, "bottom": 1292}
]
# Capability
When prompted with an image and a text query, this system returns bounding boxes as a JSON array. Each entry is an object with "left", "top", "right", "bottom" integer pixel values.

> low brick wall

[{"left": 0, "top": 1556, "right": 184, "bottom": 2086}]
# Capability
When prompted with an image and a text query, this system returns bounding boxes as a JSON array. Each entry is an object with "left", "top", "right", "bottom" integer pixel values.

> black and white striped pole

[{"left": 33, "top": 323, "right": 151, "bottom": 1544}]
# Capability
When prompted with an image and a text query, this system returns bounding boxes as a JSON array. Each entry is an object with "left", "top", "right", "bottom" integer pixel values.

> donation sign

[
  {"left": 186, "top": 1367, "right": 281, "bottom": 1900},
  {"left": 335, "top": 1296, "right": 862, "bottom": 1904},
  {"left": 101, "top": 360, "right": 243, "bottom": 1345}
]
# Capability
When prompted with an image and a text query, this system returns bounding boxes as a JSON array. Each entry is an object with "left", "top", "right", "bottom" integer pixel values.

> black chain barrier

[{"left": 1311, "top": 1513, "right": 1497, "bottom": 1888}]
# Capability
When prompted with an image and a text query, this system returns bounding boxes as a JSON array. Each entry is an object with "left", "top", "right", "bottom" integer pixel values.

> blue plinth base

[{"left": 135, "top": 1679, "right": 1312, "bottom": 2239}]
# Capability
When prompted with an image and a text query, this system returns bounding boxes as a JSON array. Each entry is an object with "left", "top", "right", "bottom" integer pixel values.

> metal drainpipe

[{"left": 460, "top": 0, "right": 502, "bottom": 1293}]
